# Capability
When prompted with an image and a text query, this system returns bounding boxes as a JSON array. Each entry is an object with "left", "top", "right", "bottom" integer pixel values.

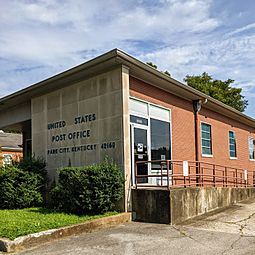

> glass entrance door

[
  {"left": 132, "top": 125, "right": 149, "bottom": 184},
  {"left": 129, "top": 98, "right": 172, "bottom": 187},
  {"left": 150, "top": 118, "right": 171, "bottom": 185}
]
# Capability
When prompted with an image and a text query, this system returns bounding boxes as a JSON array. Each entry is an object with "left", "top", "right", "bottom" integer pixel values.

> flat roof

[{"left": 0, "top": 48, "right": 254, "bottom": 128}]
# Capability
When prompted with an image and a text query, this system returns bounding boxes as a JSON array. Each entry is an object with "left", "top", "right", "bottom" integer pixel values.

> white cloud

[
  {"left": 0, "top": 0, "right": 219, "bottom": 64},
  {"left": 226, "top": 22, "right": 255, "bottom": 37},
  {"left": 0, "top": 0, "right": 254, "bottom": 117},
  {"left": 140, "top": 34, "right": 255, "bottom": 87},
  {"left": 0, "top": 0, "right": 220, "bottom": 95},
  {"left": 139, "top": 32, "right": 255, "bottom": 116}
]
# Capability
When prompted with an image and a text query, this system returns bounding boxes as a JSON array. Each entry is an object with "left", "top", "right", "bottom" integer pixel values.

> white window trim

[
  {"left": 129, "top": 96, "right": 172, "bottom": 161},
  {"left": 202, "top": 154, "right": 213, "bottom": 158},
  {"left": 200, "top": 122, "right": 213, "bottom": 157},
  {"left": 130, "top": 96, "right": 171, "bottom": 122}
]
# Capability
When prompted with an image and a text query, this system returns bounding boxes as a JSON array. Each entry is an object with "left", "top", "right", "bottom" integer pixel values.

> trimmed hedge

[
  {"left": 0, "top": 157, "right": 47, "bottom": 209},
  {"left": 51, "top": 159, "right": 124, "bottom": 215}
]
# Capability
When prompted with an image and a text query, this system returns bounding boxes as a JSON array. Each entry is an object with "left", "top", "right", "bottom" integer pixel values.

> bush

[
  {"left": 51, "top": 158, "right": 124, "bottom": 215},
  {"left": 0, "top": 156, "right": 48, "bottom": 209},
  {"left": 0, "top": 166, "right": 43, "bottom": 209},
  {"left": 14, "top": 156, "right": 48, "bottom": 198}
]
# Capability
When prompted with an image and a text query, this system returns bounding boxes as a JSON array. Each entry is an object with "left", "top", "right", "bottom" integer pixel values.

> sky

[{"left": 0, "top": 0, "right": 255, "bottom": 118}]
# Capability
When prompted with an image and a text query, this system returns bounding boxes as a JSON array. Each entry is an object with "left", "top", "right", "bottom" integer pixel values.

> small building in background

[{"left": 0, "top": 131, "right": 23, "bottom": 166}]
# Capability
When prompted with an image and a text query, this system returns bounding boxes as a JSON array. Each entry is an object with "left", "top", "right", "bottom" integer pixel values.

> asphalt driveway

[{"left": 12, "top": 198, "right": 255, "bottom": 255}]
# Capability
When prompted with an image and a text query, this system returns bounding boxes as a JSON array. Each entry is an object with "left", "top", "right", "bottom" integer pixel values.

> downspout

[
  {"left": 193, "top": 99, "right": 202, "bottom": 186},
  {"left": 193, "top": 99, "right": 208, "bottom": 186}
]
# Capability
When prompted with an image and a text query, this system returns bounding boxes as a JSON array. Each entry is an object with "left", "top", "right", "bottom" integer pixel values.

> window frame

[
  {"left": 248, "top": 137, "right": 255, "bottom": 161},
  {"left": 129, "top": 97, "right": 172, "bottom": 158},
  {"left": 200, "top": 122, "right": 213, "bottom": 157},
  {"left": 129, "top": 97, "right": 172, "bottom": 186},
  {"left": 229, "top": 130, "right": 237, "bottom": 159}
]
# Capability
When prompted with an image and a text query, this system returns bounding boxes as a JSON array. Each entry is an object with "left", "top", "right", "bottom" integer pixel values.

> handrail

[{"left": 134, "top": 160, "right": 254, "bottom": 189}]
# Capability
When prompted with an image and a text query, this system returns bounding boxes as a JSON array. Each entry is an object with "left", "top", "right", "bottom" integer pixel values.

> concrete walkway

[{"left": 10, "top": 199, "right": 255, "bottom": 255}]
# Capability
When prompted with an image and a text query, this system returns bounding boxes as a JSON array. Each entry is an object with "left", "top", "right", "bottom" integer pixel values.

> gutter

[{"left": 116, "top": 49, "right": 255, "bottom": 128}]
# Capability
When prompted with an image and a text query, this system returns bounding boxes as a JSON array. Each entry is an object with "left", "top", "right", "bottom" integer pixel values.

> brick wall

[
  {"left": 129, "top": 76, "right": 255, "bottom": 174},
  {"left": 130, "top": 77, "right": 195, "bottom": 162},
  {"left": 0, "top": 150, "right": 23, "bottom": 166},
  {"left": 198, "top": 107, "right": 255, "bottom": 170}
]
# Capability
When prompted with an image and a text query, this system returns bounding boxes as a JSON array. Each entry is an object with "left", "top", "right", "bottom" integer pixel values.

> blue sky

[{"left": 0, "top": 0, "right": 254, "bottom": 118}]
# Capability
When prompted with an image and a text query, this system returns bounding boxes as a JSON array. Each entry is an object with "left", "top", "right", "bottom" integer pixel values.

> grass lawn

[{"left": 0, "top": 208, "right": 117, "bottom": 240}]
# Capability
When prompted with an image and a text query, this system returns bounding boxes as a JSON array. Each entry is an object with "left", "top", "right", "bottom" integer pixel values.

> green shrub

[
  {"left": 0, "top": 166, "right": 43, "bottom": 209},
  {"left": 14, "top": 156, "right": 48, "bottom": 199},
  {"left": 14, "top": 156, "right": 47, "bottom": 184},
  {"left": 51, "top": 158, "right": 124, "bottom": 215}
]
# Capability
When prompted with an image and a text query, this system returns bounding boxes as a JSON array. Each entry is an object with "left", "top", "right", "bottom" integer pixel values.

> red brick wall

[
  {"left": 129, "top": 76, "right": 255, "bottom": 175},
  {"left": 198, "top": 107, "right": 255, "bottom": 171},
  {"left": 0, "top": 150, "right": 23, "bottom": 166},
  {"left": 130, "top": 77, "right": 196, "bottom": 162}
]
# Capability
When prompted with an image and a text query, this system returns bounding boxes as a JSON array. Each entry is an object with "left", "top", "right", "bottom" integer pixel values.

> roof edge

[
  {"left": 0, "top": 48, "right": 254, "bottom": 128},
  {"left": 115, "top": 49, "right": 255, "bottom": 127},
  {"left": 0, "top": 48, "right": 119, "bottom": 103}
]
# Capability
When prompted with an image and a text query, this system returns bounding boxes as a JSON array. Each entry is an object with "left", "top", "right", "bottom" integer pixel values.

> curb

[{"left": 0, "top": 212, "right": 131, "bottom": 253}]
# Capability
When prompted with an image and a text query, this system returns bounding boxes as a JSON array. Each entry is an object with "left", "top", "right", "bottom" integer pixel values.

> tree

[
  {"left": 147, "top": 62, "right": 157, "bottom": 69},
  {"left": 164, "top": 70, "right": 171, "bottom": 76},
  {"left": 146, "top": 62, "right": 171, "bottom": 77},
  {"left": 184, "top": 72, "right": 248, "bottom": 112}
]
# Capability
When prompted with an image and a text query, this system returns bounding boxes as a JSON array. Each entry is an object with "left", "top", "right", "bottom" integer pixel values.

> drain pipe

[{"left": 193, "top": 99, "right": 202, "bottom": 186}]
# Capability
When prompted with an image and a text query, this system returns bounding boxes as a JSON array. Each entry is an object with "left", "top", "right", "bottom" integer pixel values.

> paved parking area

[{"left": 11, "top": 199, "right": 255, "bottom": 255}]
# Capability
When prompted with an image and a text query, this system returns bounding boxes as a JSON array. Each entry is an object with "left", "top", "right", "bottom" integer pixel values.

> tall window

[
  {"left": 229, "top": 131, "right": 237, "bottom": 158},
  {"left": 150, "top": 118, "right": 171, "bottom": 161},
  {"left": 201, "top": 123, "right": 212, "bottom": 155},
  {"left": 249, "top": 137, "right": 255, "bottom": 160}
]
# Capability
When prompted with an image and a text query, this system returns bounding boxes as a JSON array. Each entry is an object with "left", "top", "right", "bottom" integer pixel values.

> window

[
  {"left": 129, "top": 97, "right": 171, "bottom": 161},
  {"left": 150, "top": 118, "right": 171, "bottom": 161},
  {"left": 3, "top": 154, "right": 12, "bottom": 166},
  {"left": 249, "top": 137, "right": 255, "bottom": 160},
  {"left": 129, "top": 98, "right": 148, "bottom": 116},
  {"left": 229, "top": 131, "right": 237, "bottom": 158},
  {"left": 201, "top": 123, "right": 212, "bottom": 156}
]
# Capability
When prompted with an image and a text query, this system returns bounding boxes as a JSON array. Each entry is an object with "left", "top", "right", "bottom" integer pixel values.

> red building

[
  {"left": 0, "top": 49, "right": 254, "bottom": 217},
  {"left": 0, "top": 131, "right": 23, "bottom": 166}
]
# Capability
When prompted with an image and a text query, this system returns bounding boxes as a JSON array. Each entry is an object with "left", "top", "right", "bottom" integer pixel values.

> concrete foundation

[
  {"left": 132, "top": 188, "right": 170, "bottom": 224},
  {"left": 131, "top": 187, "right": 255, "bottom": 224}
]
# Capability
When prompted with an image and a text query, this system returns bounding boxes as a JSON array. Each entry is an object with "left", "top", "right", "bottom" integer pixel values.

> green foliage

[
  {"left": 16, "top": 156, "right": 46, "bottom": 177},
  {"left": 51, "top": 158, "right": 124, "bottom": 215},
  {"left": 184, "top": 72, "right": 248, "bottom": 112},
  {"left": 147, "top": 62, "right": 171, "bottom": 77},
  {"left": 14, "top": 156, "right": 48, "bottom": 200},
  {"left": 147, "top": 62, "right": 158, "bottom": 69},
  {"left": 0, "top": 157, "right": 48, "bottom": 209},
  {"left": 0, "top": 207, "right": 117, "bottom": 240},
  {"left": 0, "top": 166, "right": 43, "bottom": 209},
  {"left": 164, "top": 70, "right": 171, "bottom": 76},
  {"left": 15, "top": 156, "right": 48, "bottom": 189}
]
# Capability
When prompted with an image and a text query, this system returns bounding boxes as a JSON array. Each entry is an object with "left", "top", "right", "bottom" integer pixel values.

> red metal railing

[{"left": 134, "top": 160, "right": 255, "bottom": 189}]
